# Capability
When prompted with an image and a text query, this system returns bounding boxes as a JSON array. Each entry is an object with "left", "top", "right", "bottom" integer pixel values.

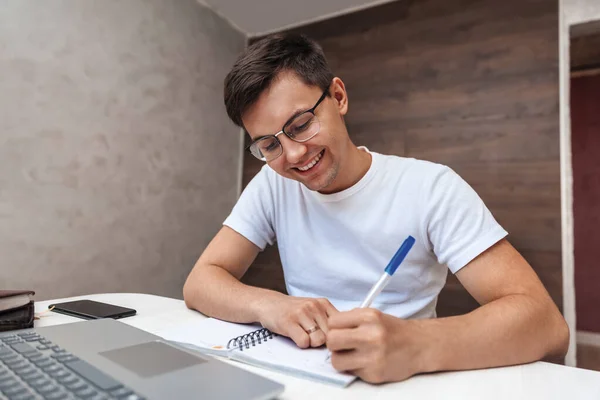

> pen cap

[{"left": 384, "top": 236, "right": 416, "bottom": 275}]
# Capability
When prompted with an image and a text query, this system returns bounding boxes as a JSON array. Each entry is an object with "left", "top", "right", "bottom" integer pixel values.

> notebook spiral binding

[{"left": 227, "top": 328, "right": 277, "bottom": 351}]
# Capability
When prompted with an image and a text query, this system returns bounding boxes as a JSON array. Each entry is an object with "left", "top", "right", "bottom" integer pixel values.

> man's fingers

[
  {"left": 328, "top": 309, "right": 365, "bottom": 330},
  {"left": 329, "top": 349, "right": 364, "bottom": 372},
  {"left": 312, "top": 305, "right": 330, "bottom": 335},
  {"left": 286, "top": 323, "right": 310, "bottom": 348},
  {"left": 319, "top": 299, "right": 339, "bottom": 317},
  {"left": 308, "top": 330, "right": 326, "bottom": 347},
  {"left": 326, "top": 327, "right": 362, "bottom": 351}
]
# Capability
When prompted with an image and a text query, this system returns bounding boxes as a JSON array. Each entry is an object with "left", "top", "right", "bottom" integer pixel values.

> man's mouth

[{"left": 295, "top": 150, "right": 324, "bottom": 173}]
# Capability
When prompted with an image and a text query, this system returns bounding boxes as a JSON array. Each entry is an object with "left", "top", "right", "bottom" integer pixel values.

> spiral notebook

[{"left": 160, "top": 318, "right": 356, "bottom": 387}]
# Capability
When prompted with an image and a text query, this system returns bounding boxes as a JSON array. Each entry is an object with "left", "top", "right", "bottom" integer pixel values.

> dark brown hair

[{"left": 224, "top": 33, "right": 334, "bottom": 128}]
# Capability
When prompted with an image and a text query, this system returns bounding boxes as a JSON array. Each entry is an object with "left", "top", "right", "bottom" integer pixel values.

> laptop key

[
  {"left": 4, "top": 358, "right": 24, "bottom": 367},
  {"left": 47, "top": 369, "right": 68, "bottom": 379},
  {"left": 0, "top": 377, "right": 20, "bottom": 389},
  {"left": 20, "top": 372, "right": 44, "bottom": 383},
  {"left": 9, "top": 344, "right": 36, "bottom": 355},
  {"left": 74, "top": 386, "right": 98, "bottom": 398},
  {"left": 14, "top": 366, "right": 37, "bottom": 378},
  {"left": 2, "top": 384, "right": 28, "bottom": 397},
  {"left": 122, "top": 394, "right": 145, "bottom": 400},
  {"left": 50, "top": 354, "right": 78, "bottom": 364},
  {"left": 0, "top": 346, "right": 13, "bottom": 355},
  {"left": 0, "top": 352, "right": 18, "bottom": 361},
  {"left": 26, "top": 377, "right": 50, "bottom": 388},
  {"left": 41, "top": 364, "right": 61, "bottom": 374},
  {"left": 32, "top": 359, "right": 54, "bottom": 368},
  {"left": 64, "top": 360, "right": 121, "bottom": 391},
  {"left": 87, "top": 395, "right": 110, "bottom": 400},
  {"left": 24, "top": 353, "right": 44, "bottom": 361},
  {"left": 8, "top": 362, "right": 30, "bottom": 373},
  {"left": 33, "top": 383, "right": 60, "bottom": 396},
  {"left": 64, "top": 380, "right": 87, "bottom": 392},
  {"left": 43, "top": 392, "right": 70, "bottom": 400},
  {"left": 109, "top": 387, "right": 132, "bottom": 397},
  {"left": 2, "top": 339, "right": 23, "bottom": 346},
  {"left": 55, "top": 374, "right": 77, "bottom": 385},
  {"left": 7, "top": 392, "right": 36, "bottom": 400}
]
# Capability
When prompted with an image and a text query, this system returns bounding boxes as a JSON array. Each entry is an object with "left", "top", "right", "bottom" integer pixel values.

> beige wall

[
  {"left": 564, "top": 0, "right": 600, "bottom": 25},
  {"left": 0, "top": 0, "right": 245, "bottom": 300}
]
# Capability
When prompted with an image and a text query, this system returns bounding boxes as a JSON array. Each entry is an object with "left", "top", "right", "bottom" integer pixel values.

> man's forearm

[
  {"left": 183, "top": 263, "right": 284, "bottom": 324},
  {"left": 415, "top": 294, "right": 569, "bottom": 373}
]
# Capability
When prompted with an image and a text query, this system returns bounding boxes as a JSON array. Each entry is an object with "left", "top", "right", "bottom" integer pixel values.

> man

[{"left": 183, "top": 33, "right": 568, "bottom": 383}]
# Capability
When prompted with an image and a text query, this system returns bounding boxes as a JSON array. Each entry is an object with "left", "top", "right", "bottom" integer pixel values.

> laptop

[{"left": 0, "top": 318, "right": 284, "bottom": 399}]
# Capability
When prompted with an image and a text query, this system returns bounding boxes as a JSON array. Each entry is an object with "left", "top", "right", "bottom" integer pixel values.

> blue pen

[
  {"left": 325, "top": 236, "right": 415, "bottom": 362},
  {"left": 359, "top": 235, "right": 415, "bottom": 308}
]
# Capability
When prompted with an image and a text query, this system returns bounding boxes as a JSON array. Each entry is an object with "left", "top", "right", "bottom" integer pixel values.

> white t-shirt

[{"left": 224, "top": 148, "right": 507, "bottom": 319}]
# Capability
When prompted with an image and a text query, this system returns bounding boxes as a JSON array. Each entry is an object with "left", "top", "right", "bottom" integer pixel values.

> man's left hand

[{"left": 326, "top": 308, "right": 428, "bottom": 383}]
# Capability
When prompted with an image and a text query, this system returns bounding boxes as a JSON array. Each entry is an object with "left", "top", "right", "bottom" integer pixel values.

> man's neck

[{"left": 318, "top": 144, "right": 372, "bottom": 194}]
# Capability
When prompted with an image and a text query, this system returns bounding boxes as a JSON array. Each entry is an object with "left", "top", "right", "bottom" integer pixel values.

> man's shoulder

[{"left": 373, "top": 151, "right": 451, "bottom": 181}]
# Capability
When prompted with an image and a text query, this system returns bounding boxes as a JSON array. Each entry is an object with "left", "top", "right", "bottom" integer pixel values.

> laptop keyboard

[{"left": 0, "top": 331, "right": 145, "bottom": 400}]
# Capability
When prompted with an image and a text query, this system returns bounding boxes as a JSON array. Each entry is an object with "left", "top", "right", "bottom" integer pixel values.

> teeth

[{"left": 298, "top": 151, "right": 322, "bottom": 172}]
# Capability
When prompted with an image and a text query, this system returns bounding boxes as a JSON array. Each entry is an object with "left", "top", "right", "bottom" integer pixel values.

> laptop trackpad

[{"left": 100, "top": 341, "right": 206, "bottom": 378}]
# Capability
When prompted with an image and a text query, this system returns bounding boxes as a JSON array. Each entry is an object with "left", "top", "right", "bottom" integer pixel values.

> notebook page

[
  {"left": 161, "top": 317, "right": 355, "bottom": 386},
  {"left": 234, "top": 334, "right": 355, "bottom": 386},
  {"left": 161, "top": 318, "right": 264, "bottom": 350}
]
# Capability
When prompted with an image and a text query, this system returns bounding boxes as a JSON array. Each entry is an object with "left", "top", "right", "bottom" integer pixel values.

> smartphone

[{"left": 48, "top": 300, "right": 137, "bottom": 320}]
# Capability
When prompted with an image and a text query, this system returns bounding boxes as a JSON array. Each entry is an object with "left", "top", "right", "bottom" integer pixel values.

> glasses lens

[
  {"left": 250, "top": 137, "right": 282, "bottom": 161},
  {"left": 285, "top": 113, "right": 320, "bottom": 141}
]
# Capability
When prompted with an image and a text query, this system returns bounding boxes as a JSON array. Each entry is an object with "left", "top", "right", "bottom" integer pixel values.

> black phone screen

[{"left": 49, "top": 300, "right": 136, "bottom": 320}]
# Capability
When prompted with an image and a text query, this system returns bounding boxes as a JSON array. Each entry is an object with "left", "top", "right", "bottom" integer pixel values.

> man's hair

[{"left": 224, "top": 33, "right": 334, "bottom": 128}]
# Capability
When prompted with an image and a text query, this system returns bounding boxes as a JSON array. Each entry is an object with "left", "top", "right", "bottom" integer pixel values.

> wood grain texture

[
  {"left": 571, "top": 74, "right": 600, "bottom": 333},
  {"left": 241, "top": 0, "right": 561, "bottom": 316},
  {"left": 571, "top": 32, "right": 600, "bottom": 72},
  {"left": 577, "top": 344, "right": 600, "bottom": 372}
]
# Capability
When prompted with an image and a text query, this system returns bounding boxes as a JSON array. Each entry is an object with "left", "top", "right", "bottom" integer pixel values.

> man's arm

[
  {"left": 326, "top": 239, "right": 569, "bottom": 383},
  {"left": 183, "top": 225, "right": 266, "bottom": 323},
  {"left": 183, "top": 226, "right": 338, "bottom": 348}
]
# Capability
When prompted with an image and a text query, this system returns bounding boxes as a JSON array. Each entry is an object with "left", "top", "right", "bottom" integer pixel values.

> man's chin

[{"left": 302, "top": 174, "right": 337, "bottom": 193}]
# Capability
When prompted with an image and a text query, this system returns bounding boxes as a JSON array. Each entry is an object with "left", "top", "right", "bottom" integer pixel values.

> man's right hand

[{"left": 257, "top": 294, "right": 339, "bottom": 349}]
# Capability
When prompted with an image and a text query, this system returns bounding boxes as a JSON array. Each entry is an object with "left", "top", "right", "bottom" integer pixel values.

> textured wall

[{"left": 0, "top": 0, "right": 245, "bottom": 300}]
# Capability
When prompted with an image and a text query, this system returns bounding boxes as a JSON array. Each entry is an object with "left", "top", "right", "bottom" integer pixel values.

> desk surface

[{"left": 35, "top": 293, "right": 600, "bottom": 400}]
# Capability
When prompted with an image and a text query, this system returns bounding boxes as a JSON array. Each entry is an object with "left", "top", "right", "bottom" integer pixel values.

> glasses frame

[{"left": 246, "top": 87, "right": 329, "bottom": 162}]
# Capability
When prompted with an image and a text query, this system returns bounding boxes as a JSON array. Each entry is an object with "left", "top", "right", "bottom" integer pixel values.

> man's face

[{"left": 242, "top": 72, "right": 350, "bottom": 193}]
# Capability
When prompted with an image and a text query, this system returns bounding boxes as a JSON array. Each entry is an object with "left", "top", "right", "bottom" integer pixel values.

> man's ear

[{"left": 331, "top": 77, "right": 348, "bottom": 116}]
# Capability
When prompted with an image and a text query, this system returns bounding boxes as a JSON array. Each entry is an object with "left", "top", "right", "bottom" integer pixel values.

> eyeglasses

[{"left": 247, "top": 88, "right": 329, "bottom": 162}]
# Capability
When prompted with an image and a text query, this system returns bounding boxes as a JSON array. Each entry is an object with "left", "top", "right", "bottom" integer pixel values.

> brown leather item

[
  {"left": 0, "top": 301, "right": 35, "bottom": 332},
  {"left": 0, "top": 290, "right": 35, "bottom": 299},
  {"left": 0, "top": 289, "right": 35, "bottom": 314}
]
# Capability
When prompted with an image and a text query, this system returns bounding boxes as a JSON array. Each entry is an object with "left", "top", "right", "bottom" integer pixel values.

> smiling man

[{"left": 183, "top": 33, "right": 569, "bottom": 383}]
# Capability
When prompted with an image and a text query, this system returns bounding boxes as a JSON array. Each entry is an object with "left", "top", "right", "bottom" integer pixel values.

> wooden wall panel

[
  {"left": 241, "top": 0, "right": 561, "bottom": 316},
  {"left": 571, "top": 32, "right": 600, "bottom": 72}
]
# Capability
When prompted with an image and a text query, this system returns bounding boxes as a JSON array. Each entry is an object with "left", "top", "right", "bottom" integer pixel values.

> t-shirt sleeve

[
  {"left": 223, "top": 166, "right": 276, "bottom": 251},
  {"left": 421, "top": 165, "right": 508, "bottom": 274}
]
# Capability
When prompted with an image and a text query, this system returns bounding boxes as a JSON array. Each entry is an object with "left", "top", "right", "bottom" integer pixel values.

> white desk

[{"left": 35, "top": 293, "right": 600, "bottom": 400}]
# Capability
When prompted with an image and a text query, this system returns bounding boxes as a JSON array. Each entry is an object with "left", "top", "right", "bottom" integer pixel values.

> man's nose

[{"left": 279, "top": 135, "right": 308, "bottom": 165}]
